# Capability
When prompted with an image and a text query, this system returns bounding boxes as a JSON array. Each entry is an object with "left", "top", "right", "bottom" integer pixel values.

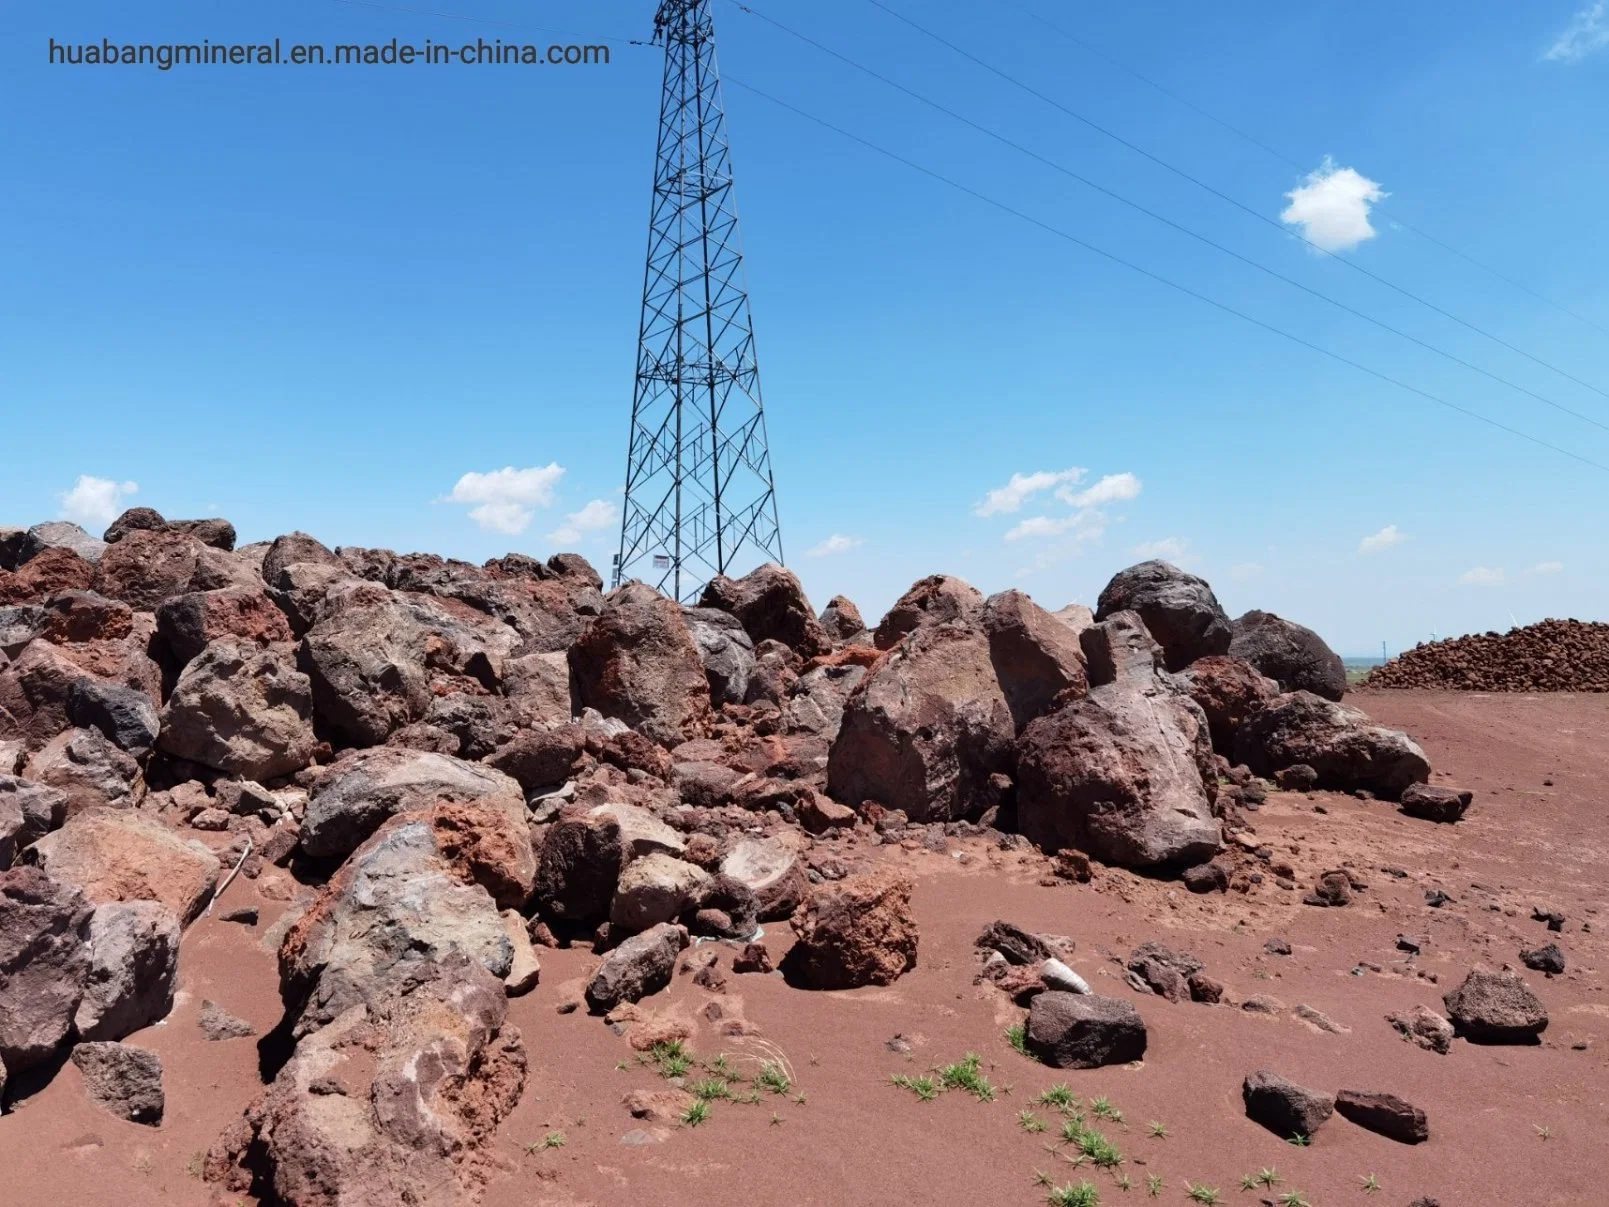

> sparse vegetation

[
  {"left": 1286, "top": 1133, "right": 1311, "bottom": 1147},
  {"left": 185, "top": 1151, "right": 205, "bottom": 1179},
  {"left": 1038, "top": 1084, "right": 1079, "bottom": 1111},
  {"left": 756, "top": 1060, "right": 792, "bottom": 1096},
  {"left": 1047, "top": 1180, "right": 1102, "bottom": 1207},
  {"left": 1240, "top": 1174, "right": 1258, "bottom": 1191},
  {"left": 1063, "top": 1121, "right": 1123, "bottom": 1169},
  {"left": 892, "top": 1073, "right": 939, "bottom": 1101},
  {"left": 1147, "top": 1121, "right": 1169, "bottom": 1139},
  {"left": 770, "top": 1111, "right": 783, "bottom": 1126},
  {"left": 1535, "top": 1124, "right": 1554, "bottom": 1140},
  {"left": 1276, "top": 1194, "right": 1311, "bottom": 1207},
  {"left": 937, "top": 1052, "right": 997, "bottom": 1102},
  {"left": 1256, "top": 1169, "right": 1281, "bottom": 1189},
  {"left": 1007, "top": 1021, "right": 1031, "bottom": 1056},
  {"left": 1020, "top": 1109, "right": 1049, "bottom": 1133},
  {"left": 1090, "top": 1096, "right": 1123, "bottom": 1122},
  {"left": 1186, "top": 1183, "right": 1222, "bottom": 1205},
  {"left": 688, "top": 1077, "right": 732, "bottom": 1101},
  {"left": 1359, "top": 1174, "right": 1380, "bottom": 1195},
  {"left": 681, "top": 1100, "right": 711, "bottom": 1127},
  {"left": 541, "top": 1131, "right": 566, "bottom": 1149},
  {"left": 652, "top": 1040, "right": 693, "bottom": 1079},
  {"left": 1146, "top": 1174, "right": 1163, "bottom": 1198},
  {"left": 1115, "top": 1173, "right": 1133, "bottom": 1192}
]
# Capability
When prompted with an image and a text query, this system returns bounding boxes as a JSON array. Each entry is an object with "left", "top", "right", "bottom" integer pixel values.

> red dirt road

[{"left": 3, "top": 690, "right": 1605, "bottom": 1206}]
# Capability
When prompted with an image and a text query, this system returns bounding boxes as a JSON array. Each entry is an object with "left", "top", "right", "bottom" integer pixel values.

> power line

[
  {"left": 996, "top": 0, "right": 1609, "bottom": 340},
  {"left": 720, "top": 74, "right": 1609, "bottom": 476},
  {"left": 859, "top": 0, "right": 1609, "bottom": 402},
  {"left": 728, "top": 1, "right": 1609, "bottom": 436}
]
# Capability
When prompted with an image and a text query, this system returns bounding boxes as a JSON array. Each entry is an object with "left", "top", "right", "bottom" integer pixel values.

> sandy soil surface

[{"left": 3, "top": 689, "right": 1604, "bottom": 1206}]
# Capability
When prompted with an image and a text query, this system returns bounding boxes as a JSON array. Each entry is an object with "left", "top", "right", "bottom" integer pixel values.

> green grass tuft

[
  {"left": 1275, "top": 1194, "right": 1311, "bottom": 1207},
  {"left": 687, "top": 1078, "right": 732, "bottom": 1102},
  {"left": 1007, "top": 1022, "right": 1031, "bottom": 1056},
  {"left": 1020, "top": 1109, "right": 1048, "bottom": 1133},
  {"left": 1047, "top": 1180, "right": 1102, "bottom": 1207},
  {"left": 680, "top": 1100, "right": 711, "bottom": 1127},
  {"left": 1090, "top": 1096, "right": 1123, "bottom": 1122},
  {"left": 756, "top": 1060, "right": 792, "bottom": 1096},
  {"left": 1038, "top": 1083, "right": 1079, "bottom": 1111},
  {"left": 1185, "top": 1183, "right": 1222, "bottom": 1205},
  {"left": 1146, "top": 1120, "right": 1168, "bottom": 1139},
  {"left": 937, "top": 1052, "right": 996, "bottom": 1102},
  {"left": 1145, "top": 1174, "right": 1163, "bottom": 1198},
  {"left": 891, "top": 1072, "right": 940, "bottom": 1102}
]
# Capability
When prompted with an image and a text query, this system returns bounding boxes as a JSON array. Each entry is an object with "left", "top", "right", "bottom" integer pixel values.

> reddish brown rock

[
  {"left": 784, "top": 869, "right": 917, "bottom": 990},
  {"left": 0, "top": 866, "right": 92, "bottom": 1071},
  {"left": 872, "top": 574, "right": 985, "bottom": 650},
  {"left": 827, "top": 622, "right": 1014, "bottom": 823},
  {"left": 156, "top": 584, "right": 294, "bottom": 666},
  {"left": 29, "top": 807, "right": 221, "bottom": 925},
  {"left": 1335, "top": 1089, "right": 1429, "bottom": 1143},
  {"left": 569, "top": 582, "right": 712, "bottom": 747},
  {"left": 1017, "top": 613, "right": 1221, "bottom": 868},
  {"left": 1442, "top": 968, "right": 1548, "bottom": 1043},
  {"left": 981, "top": 589, "right": 1089, "bottom": 731},
  {"left": 0, "top": 547, "right": 95, "bottom": 605},
  {"left": 91, "top": 528, "right": 204, "bottom": 610},
  {"left": 38, "top": 591, "right": 134, "bottom": 645}
]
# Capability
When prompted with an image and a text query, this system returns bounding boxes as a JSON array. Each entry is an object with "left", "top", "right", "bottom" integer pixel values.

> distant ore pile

[{"left": 1365, "top": 618, "right": 1609, "bottom": 693}]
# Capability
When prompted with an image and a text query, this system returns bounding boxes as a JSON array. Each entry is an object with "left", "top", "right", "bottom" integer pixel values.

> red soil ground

[{"left": 2, "top": 689, "right": 1605, "bottom": 1206}]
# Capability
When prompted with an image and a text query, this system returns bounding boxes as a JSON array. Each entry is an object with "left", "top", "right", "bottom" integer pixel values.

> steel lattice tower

[{"left": 614, "top": 0, "right": 783, "bottom": 602}]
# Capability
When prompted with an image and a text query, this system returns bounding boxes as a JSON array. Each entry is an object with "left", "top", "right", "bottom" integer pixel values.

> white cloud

[
  {"left": 442, "top": 464, "right": 565, "bottom": 535},
  {"left": 1459, "top": 566, "right": 1507, "bottom": 587},
  {"left": 1358, "top": 524, "right": 1406, "bottom": 554},
  {"left": 1056, "top": 471, "right": 1143, "bottom": 508},
  {"left": 1543, "top": 2, "right": 1609, "bottom": 62},
  {"left": 547, "top": 498, "right": 618, "bottom": 545},
  {"left": 805, "top": 533, "right": 864, "bottom": 557},
  {"left": 1229, "top": 561, "right": 1264, "bottom": 580},
  {"left": 1131, "top": 537, "right": 1189, "bottom": 561},
  {"left": 59, "top": 475, "right": 139, "bottom": 528},
  {"left": 1527, "top": 560, "right": 1565, "bottom": 575},
  {"left": 1281, "top": 156, "right": 1388, "bottom": 253},
  {"left": 975, "top": 469, "right": 1085, "bottom": 517}
]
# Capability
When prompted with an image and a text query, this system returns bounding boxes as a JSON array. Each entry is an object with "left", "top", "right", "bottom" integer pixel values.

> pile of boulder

[
  {"left": 1364, "top": 617, "right": 1609, "bottom": 692},
  {"left": 1, "top": 510, "right": 1449, "bottom": 1196}
]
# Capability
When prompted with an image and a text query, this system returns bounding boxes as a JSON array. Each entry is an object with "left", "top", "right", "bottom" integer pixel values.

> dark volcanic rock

[
  {"left": 1182, "top": 655, "right": 1279, "bottom": 756},
  {"left": 1398, "top": 783, "right": 1473, "bottom": 823},
  {"left": 1335, "top": 1089, "right": 1428, "bottom": 1143},
  {"left": 585, "top": 922, "right": 688, "bottom": 1012},
  {"left": 1242, "top": 1070, "right": 1334, "bottom": 1140},
  {"left": 1229, "top": 610, "right": 1347, "bottom": 701},
  {"left": 1025, "top": 992, "right": 1147, "bottom": 1069},
  {"left": 699, "top": 563, "right": 831, "bottom": 658},
  {"left": 1442, "top": 968, "right": 1548, "bottom": 1043},
  {"left": 157, "top": 585, "right": 295, "bottom": 667},
  {"left": 1520, "top": 943, "right": 1565, "bottom": 975},
  {"left": 818, "top": 595, "right": 867, "bottom": 644},
  {"left": 1094, "top": 560, "right": 1231, "bottom": 672},
  {"left": 66, "top": 678, "right": 160, "bottom": 756},
  {"left": 71, "top": 1041, "right": 164, "bottom": 1124},
  {"left": 1234, "top": 691, "right": 1430, "bottom": 800},
  {"left": 535, "top": 811, "right": 625, "bottom": 923},
  {"left": 681, "top": 606, "right": 756, "bottom": 706}
]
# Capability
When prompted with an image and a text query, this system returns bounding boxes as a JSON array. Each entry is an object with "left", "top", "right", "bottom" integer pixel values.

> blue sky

[{"left": 4, "top": 0, "right": 1606, "bottom": 655}]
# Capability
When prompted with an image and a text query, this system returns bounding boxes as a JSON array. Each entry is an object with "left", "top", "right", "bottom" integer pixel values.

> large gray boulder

[
  {"left": 682, "top": 606, "right": 756, "bottom": 706},
  {"left": 1016, "top": 612, "right": 1221, "bottom": 868},
  {"left": 0, "top": 867, "right": 92, "bottom": 1071},
  {"left": 569, "top": 582, "right": 712, "bottom": 747},
  {"left": 22, "top": 727, "right": 140, "bottom": 818},
  {"left": 18, "top": 521, "right": 107, "bottom": 566},
  {"left": 1095, "top": 560, "right": 1231, "bottom": 671},
  {"left": 0, "top": 775, "right": 68, "bottom": 868},
  {"left": 1230, "top": 610, "right": 1347, "bottom": 701},
  {"left": 782, "top": 661, "right": 867, "bottom": 742},
  {"left": 827, "top": 623, "right": 1013, "bottom": 822},
  {"left": 206, "top": 953, "right": 525, "bottom": 1206},
  {"left": 1443, "top": 968, "right": 1548, "bottom": 1043},
  {"left": 277, "top": 815, "right": 514, "bottom": 1039},
  {"left": 1234, "top": 691, "right": 1430, "bottom": 800},
  {"left": 610, "top": 853, "right": 710, "bottom": 933},
  {"left": 300, "top": 746, "right": 527, "bottom": 863},
  {"left": 982, "top": 589, "right": 1089, "bottom": 731},
  {"left": 158, "top": 641, "right": 316, "bottom": 780},
  {"left": 73, "top": 900, "right": 181, "bottom": 1041}
]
